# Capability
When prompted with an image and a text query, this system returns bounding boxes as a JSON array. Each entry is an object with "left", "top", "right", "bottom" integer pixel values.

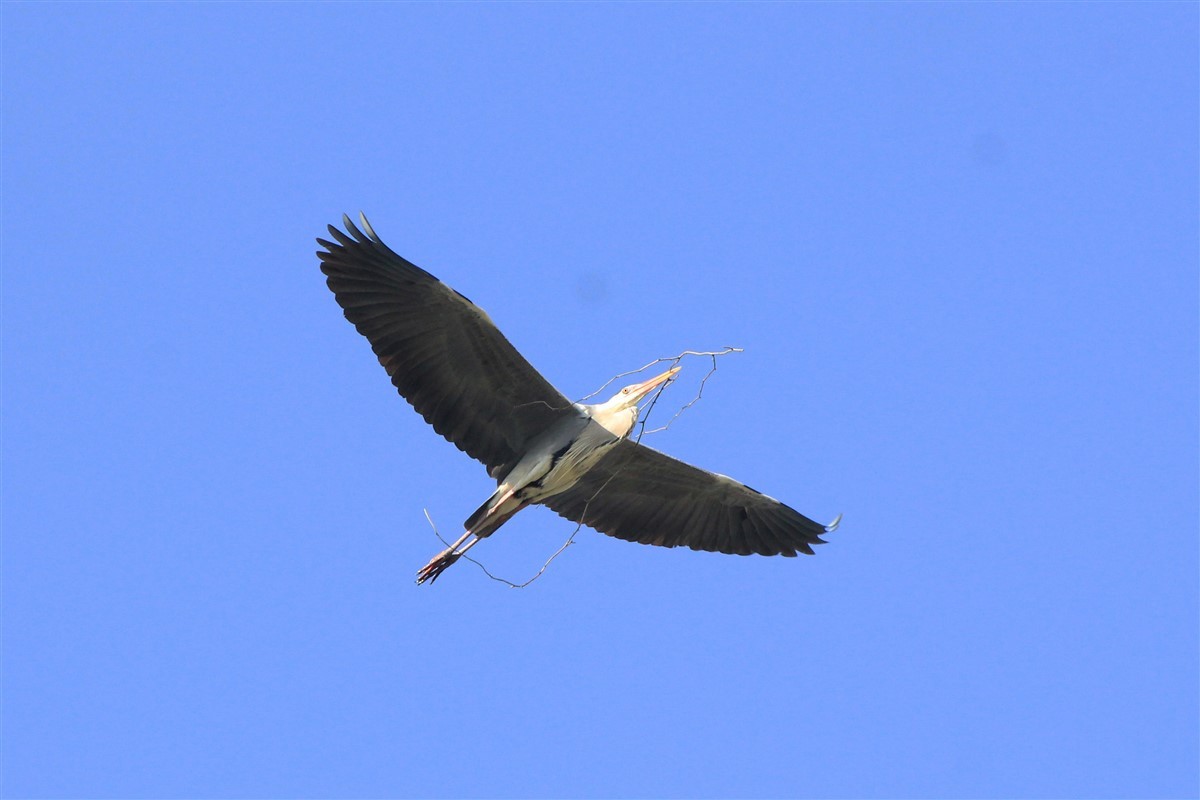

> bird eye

[{"left": 621, "top": 388, "right": 630, "bottom": 395}]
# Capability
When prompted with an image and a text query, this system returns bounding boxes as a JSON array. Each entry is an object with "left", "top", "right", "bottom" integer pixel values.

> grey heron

[{"left": 318, "top": 214, "right": 841, "bottom": 585}]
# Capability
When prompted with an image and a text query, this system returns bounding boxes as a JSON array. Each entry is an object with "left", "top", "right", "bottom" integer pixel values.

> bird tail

[
  {"left": 463, "top": 488, "right": 525, "bottom": 538},
  {"left": 463, "top": 498, "right": 491, "bottom": 534}
]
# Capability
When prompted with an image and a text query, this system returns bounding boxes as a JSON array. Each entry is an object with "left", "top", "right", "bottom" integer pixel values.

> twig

[
  {"left": 639, "top": 347, "right": 740, "bottom": 436},
  {"left": 423, "top": 509, "right": 575, "bottom": 589},
  {"left": 578, "top": 347, "right": 744, "bottom": 403}
]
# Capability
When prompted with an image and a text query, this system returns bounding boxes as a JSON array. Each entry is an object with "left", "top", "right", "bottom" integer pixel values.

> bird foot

[{"left": 416, "top": 548, "right": 461, "bottom": 585}]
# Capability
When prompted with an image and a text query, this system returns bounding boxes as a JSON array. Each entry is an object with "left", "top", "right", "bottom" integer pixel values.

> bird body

[
  {"left": 318, "top": 214, "right": 840, "bottom": 584},
  {"left": 463, "top": 411, "right": 602, "bottom": 537},
  {"left": 452, "top": 369, "right": 679, "bottom": 582}
]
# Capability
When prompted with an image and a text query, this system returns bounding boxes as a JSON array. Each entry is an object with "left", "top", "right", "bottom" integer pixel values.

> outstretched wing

[
  {"left": 541, "top": 440, "right": 840, "bottom": 556},
  {"left": 318, "top": 214, "right": 576, "bottom": 476}
]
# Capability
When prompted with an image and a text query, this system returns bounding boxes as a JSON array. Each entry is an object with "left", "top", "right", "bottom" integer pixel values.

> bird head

[
  {"left": 589, "top": 366, "right": 680, "bottom": 438},
  {"left": 611, "top": 366, "right": 680, "bottom": 409}
]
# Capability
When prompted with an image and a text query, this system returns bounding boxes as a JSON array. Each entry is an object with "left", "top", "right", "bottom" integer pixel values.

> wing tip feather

[
  {"left": 359, "top": 211, "right": 380, "bottom": 242},
  {"left": 336, "top": 211, "right": 382, "bottom": 245},
  {"left": 342, "top": 213, "right": 368, "bottom": 243}
]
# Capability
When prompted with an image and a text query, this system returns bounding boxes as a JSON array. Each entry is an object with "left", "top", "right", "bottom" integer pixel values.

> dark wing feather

[
  {"left": 318, "top": 214, "right": 576, "bottom": 476},
  {"left": 541, "top": 440, "right": 840, "bottom": 556}
]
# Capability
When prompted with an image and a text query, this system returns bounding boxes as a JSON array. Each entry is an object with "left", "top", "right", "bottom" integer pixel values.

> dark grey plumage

[
  {"left": 318, "top": 215, "right": 577, "bottom": 479},
  {"left": 541, "top": 440, "right": 837, "bottom": 557}
]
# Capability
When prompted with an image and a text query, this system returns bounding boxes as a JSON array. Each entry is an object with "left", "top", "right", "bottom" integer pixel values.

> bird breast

[
  {"left": 506, "top": 418, "right": 622, "bottom": 504},
  {"left": 590, "top": 405, "right": 637, "bottom": 439}
]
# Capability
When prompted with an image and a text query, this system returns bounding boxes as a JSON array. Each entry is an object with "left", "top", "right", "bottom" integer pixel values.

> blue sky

[{"left": 4, "top": 3, "right": 1196, "bottom": 798}]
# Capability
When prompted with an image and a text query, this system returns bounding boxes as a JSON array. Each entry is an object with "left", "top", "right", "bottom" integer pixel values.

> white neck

[{"left": 584, "top": 398, "right": 638, "bottom": 439}]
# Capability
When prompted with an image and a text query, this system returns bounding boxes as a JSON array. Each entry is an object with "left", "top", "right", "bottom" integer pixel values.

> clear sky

[{"left": 4, "top": 3, "right": 1197, "bottom": 798}]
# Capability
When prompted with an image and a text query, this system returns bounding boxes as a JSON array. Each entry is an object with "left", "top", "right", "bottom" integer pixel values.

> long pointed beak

[{"left": 629, "top": 366, "right": 680, "bottom": 401}]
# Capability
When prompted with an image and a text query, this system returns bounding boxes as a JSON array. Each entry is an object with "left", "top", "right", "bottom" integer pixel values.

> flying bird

[{"left": 318, "top": 214, "right": 841, "bottom": 584}]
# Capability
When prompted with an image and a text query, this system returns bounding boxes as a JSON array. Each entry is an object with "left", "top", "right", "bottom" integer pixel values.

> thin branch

[
  {"left": 423, "top": 509, "right": 575, "bottom": 589},
  {"left": 577, "top": 346, "right": 744, "bottom": 403},
  {"left": 639, "top": 346, "right": 740, "bottom": 436},
  {"left": 427, "top": 346, "right": 744, "bottom": 588}
]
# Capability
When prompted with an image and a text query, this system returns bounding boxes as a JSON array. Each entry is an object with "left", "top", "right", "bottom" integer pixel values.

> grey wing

[
  {"left": 541, "top": 440, "right": 840, "bottom": 556},
  {"left": 318, "top": 213, "right": 576, "bottom": 476}
]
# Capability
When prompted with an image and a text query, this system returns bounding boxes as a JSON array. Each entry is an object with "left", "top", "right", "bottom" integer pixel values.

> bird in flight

[{"left": 318, "top": 214, "right": 841, "bottom": 584}]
